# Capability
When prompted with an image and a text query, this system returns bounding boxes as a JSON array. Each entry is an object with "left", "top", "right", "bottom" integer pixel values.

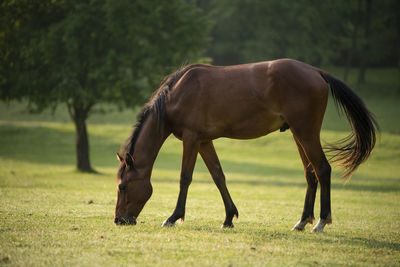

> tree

[
  {"left": 358, "top": 0, "right": 372, "bottom": 84},
  {"left": 200, "top": 0, "right": 399, "bottom": 74},
  {"left": 0, "top": 0, "right": 211, "bottom": 172},
  {"left": 343, "top": 0, "right": 362, "bottom": 82},
  {"left": 202, "top": 0, "right": 346, "bottom": 66}
]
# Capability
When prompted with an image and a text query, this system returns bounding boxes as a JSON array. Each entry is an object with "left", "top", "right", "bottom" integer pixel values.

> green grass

[{"left": 1, "top": 68, "right": 399, "bottom": 266}]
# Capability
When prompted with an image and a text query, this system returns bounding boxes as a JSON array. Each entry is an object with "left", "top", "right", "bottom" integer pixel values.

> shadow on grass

[
  {"left": 0, "top": 124, "right": 75, "bottom": 165},
  {"left": 1, "top": 123, "right": 398, "bottom": 193},
  {"left": 187, "top": 225, "right": 400, "bottom": 252},
  {"left": 0, "top": 123, "right": 122, "bottom": 168},
  {"left": 152, "top": 174, "right": 400, "bottom": 193},
  {"left": 152, "top": 175, "right": 305, "bottom": 188},
  {"left": 154, "top": 152, "right": 400, "bottom": 193},
  {"left": 334, "top": 235, "right": 400, "bottom": 252}
]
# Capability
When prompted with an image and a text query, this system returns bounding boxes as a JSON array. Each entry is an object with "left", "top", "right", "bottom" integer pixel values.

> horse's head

[{"left": 114, "top": 153, "right": 152, "bottom": 225}]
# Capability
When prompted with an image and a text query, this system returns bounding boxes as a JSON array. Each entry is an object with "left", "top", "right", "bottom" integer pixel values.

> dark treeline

[
  {"left": 199, "top": 0, "right": 399, "bottom": 83},
  {"left": 1, "top": 0, "right": 398, "bottom": 172}
]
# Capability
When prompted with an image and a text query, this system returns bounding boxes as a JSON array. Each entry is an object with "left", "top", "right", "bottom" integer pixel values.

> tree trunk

[
  {"left": 344, "top": 0, "right": 361, "bottom": 82},
  {"left": 68, "top": 102, "right": 94, "bottom": 173},
  {"left": 396, "top": 0, "right": 400, "bottom": 93},
  {"left": 358, "top": 0, "right": 372, "bottom": 84},
  {"left": 397, "top": 39, "right": 400, "bottom": 93}
]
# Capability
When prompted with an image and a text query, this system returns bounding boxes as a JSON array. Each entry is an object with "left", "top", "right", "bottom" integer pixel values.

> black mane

[{"left": 119, "top": 65, "right": 197, "bottom": 159}]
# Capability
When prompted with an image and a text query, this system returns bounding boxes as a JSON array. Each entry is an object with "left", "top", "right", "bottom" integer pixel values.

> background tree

[
  {"left": 200, "top": 0, "right": 399, "bottom": 78},
  {"left": 343, "top": 0, "right": 362, "bottom": 82},
  {"left": 0, "top": 0, "right": 211, "bottom": 172},
  {"left": 358, "top": 0, "right": 372, "bottom": 84}
]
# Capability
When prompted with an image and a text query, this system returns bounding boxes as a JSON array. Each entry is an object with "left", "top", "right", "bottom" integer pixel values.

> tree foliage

[
  {"left": 1, "top": 0, "right": 210, "bottom": 108},
  {"left": 202, "top": 0, "right": 399, "bottom": 72},
  {"left": 0, "top": 0, "right": 210, "bottom": 171}
]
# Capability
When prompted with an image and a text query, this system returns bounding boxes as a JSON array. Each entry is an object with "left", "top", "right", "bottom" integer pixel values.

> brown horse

[{"left": 114, "top": 58, "right": 377, "bottom": 232}]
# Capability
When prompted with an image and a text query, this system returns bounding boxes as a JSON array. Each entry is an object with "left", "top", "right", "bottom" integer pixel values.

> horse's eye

[{"left": 119, "top": 184, "right": 126, "bottom": 192}]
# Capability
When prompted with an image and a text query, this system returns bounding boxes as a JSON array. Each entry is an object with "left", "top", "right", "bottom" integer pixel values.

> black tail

[{"left": 320, "top": 72, "right": 379, "bottom": 179}]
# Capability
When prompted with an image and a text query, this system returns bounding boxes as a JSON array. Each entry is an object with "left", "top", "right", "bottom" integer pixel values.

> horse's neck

[{"left": 132, "top": 112, "right": 170, "bottom": 174}]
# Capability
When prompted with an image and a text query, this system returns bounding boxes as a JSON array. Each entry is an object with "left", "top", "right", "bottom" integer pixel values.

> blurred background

[{"left": 0, "top": 0, "right": 399, "bottom": 171}]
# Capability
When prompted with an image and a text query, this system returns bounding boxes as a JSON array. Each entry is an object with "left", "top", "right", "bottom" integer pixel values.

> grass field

[{"left": 0, "top": 68, "right": 399, "bottom": 266}]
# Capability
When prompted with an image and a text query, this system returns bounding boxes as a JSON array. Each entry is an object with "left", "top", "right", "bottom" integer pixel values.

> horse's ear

[
  {"left": 124, "top": 153, "right": 134, "bottom": 169},
  {"left": 116, "top": 153, "right": 123, "bottom": 162}
]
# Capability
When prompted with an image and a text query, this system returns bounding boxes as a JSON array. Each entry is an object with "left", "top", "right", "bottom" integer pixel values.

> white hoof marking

[
  {"left": 291, "top": 220, "right": 307, "bottom": 231},
  {"left": 291, "top": 217, "right": 314, "bottom": 231},
  {"left": 312, "top": 217, "right": 332, "bottom": 232},
  {"left": 161, "top": 219, "right": 175, "bottom": 228}
]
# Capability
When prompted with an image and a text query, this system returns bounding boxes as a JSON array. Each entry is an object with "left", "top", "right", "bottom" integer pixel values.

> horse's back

[{"left": 165, "top": 59, "right": 329, "bottom": 140}]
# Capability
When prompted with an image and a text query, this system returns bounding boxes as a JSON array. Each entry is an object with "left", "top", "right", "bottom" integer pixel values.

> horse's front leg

[
  {"left": 199, "top": 141, "right": 238, "bottom": 228},
  {"left": 162, "top": 134, "right": 199, "bottom": 227}
]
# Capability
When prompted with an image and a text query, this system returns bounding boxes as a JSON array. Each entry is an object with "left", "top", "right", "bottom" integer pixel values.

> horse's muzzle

[{"left": 114, "top": 215, "right": 137, "bottom": 225}]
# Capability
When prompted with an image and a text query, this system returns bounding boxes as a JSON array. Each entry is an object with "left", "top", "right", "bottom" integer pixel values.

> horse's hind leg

[
  {"left": 291, "top": 137, "right": 318, "bottom": 231},
  {"left": 293, "top": 133, "right": 332, "bottom": 232},
  {"left": 199, "top": 141, "right": 238, "bottom": 228}
]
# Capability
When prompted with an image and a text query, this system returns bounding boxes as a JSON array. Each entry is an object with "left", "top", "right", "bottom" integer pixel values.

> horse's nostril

[{"left": 118, "top": 184, "right": 126, "bottom": 192}]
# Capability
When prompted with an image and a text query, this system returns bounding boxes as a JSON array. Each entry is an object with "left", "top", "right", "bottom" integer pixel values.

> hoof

[
  {"left": 161, "top": 219, "right": 175, "bottom": 228},
  {"left": 221, "top": 223, "right": 234, "bottom": 229},
  {"left": 311, "top": 217, "right": 331, "bottom": 233},
  {"left": 312, "top": 227, "right": 323, "bottom": 233},
  {"left": 291, "top": 217, "right": 314, "bottom": 231},
  {"left": 291, "top": 220, "right": 306, "bottom": 231},
  {"left": 291, "top": 225, "right": 305, "bottom": 231}
]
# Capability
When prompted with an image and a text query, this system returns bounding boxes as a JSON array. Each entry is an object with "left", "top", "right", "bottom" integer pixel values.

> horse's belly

[
  {"left": 211, "top": 111, "right": 285, "bottom": 140},
  {"left": 225, "top": 119, "right": 284, "bottom": 139}
]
